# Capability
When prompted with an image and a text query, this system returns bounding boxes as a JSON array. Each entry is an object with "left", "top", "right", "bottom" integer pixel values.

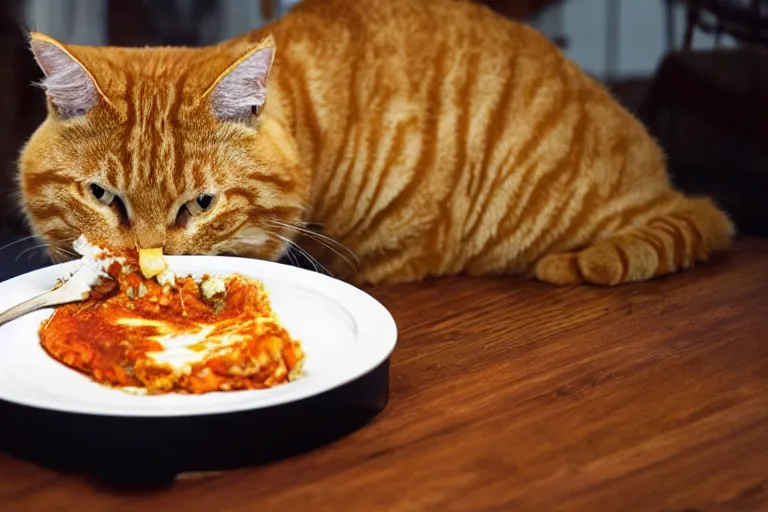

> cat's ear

[
  {"left": 29, "top": 32, "right": 101, "bottom": 119},
  {"left": 204, "top": 35, "right": 276, "bottom": 123}
]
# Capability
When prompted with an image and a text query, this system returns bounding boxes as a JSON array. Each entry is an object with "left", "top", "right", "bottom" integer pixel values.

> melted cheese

[
  {"left": 156, "top": 268, "right": 176, "bottom": 288},
  {"left": 148, "top": 326, "right": 216, "bottom": 371},
  {"left": 201, "top": 276, "right": 226, "bottom": 300},
  {"left": 115, "top": 316, "right": 244, "bottom": 372},
  {"left": 138, "top": 248, "right": 168, "bottom": 279}
]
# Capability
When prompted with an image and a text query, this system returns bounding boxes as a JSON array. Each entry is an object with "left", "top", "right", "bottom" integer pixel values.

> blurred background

[{"left": 1, "top": 0, "right": 766, "bottom": 279}]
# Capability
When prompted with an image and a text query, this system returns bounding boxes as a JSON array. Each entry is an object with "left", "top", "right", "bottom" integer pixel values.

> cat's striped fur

[{"left": 19, "top": 0, "right": 733, "bottom": 285}]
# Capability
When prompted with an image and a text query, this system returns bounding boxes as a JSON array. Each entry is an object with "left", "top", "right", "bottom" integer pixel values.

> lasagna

[{"left": 38, "top": 242, "right": 305, "bottom": 394}]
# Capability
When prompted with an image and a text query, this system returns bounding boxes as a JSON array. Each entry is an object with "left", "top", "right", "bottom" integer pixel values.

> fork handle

[{"left": 0, "top": 288, "right": 79, "bottom": 326}]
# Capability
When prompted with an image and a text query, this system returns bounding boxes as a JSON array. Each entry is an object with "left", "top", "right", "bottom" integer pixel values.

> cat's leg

[{"left": 534, "top": 195, "right": 734, "bottom": 286}]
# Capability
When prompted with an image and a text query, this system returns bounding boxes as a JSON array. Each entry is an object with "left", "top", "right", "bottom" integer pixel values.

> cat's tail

[{"left": 534, "top": 195, "right": 735, "bottom": 285}]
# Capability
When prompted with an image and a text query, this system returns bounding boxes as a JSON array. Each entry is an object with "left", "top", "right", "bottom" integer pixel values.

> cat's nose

[{"left": 135, "top": 228, "right": 166, "bottom": 250}]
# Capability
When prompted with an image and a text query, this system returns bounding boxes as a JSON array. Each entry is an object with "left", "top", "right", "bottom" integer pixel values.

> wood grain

[{"left": 0, "top": 237, "right": 767, "bottom": 511}]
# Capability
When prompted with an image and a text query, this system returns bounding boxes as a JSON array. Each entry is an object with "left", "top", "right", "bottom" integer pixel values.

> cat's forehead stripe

[
  {"left": 168, "top": 75, "right": 188, "bottom": 192},
  {"left": 118, "top": 72, "right": 135, "bottom": 191},
  {"left": 120, "top": 79, "right": 189, "bottom": 196}
]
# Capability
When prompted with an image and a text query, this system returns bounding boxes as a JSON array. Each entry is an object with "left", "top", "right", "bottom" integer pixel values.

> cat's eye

[
  {"left": 185, "top": 193, "right": 216, "bottom": 215},
  {"left": 89, "top": 183, "right": 115, "bottom": 206},
  {"left": 175, "top": 193, "right": 215, "bottom": 228},
  {"left": 87, "top": 182, "right": 129, "bottom": 227}
]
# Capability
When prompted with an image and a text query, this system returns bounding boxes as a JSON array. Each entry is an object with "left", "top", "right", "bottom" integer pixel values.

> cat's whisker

[
  {"left": 268, "top": 219, "right": 359, "bottom": 270},
  {"left": 282, "top": 242, "right": 299, "bottom": 268},
  {"left": 268, "top": 219, "right": 352, "bottom": 254},
  {"left": 223, "top": 234, "right": 311, "bottom": 271},
  {"left": 280, "top": 219, "right": 325, "bottom": 231},
  {"left": 284, "top": 225, "right": 358, "bottom": 262},
  {"left": 15, "top": 243, "right": 51, "bottom": 262},
  {"left": 265, "top": 226, "right": 352, "bottom": 276},
  {"left": 53, "top": 246, "right": 78, "bottom": 258},
  {"left": 0, "top": 235, "right": 40, "bottom": 252},
  {"left": 220, "top": 232, "right": 320, "bottom": 275},
  {"left": 11, "top": 233, "right": 80, "bottom": 262},
  {"left": 232, "top": 230, "right": 305, "bottom": 267},
  {"left": 48, "top": 248, "right": 72, "bottom": 264},
  {"left": 294, "top": 230, "right": 359, "bottom": 271},
  {"left": 267, "top": 232, "right": 312, "bottom": 270},
  {"left": 270, "top": 232, "right": 332, "bottom": 277},
  {"left": 264, "top": 230, "right": 321, "bottom": 273}
]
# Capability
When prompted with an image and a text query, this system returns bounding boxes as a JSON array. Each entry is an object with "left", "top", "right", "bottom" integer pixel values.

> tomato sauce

[{"left": 39, "top": 255, "right": 305, "bottom": 394}]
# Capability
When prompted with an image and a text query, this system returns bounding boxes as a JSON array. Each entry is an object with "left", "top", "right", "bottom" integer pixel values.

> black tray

[{"left": 0, "top": 359, "right": 390, "bottom": 485}]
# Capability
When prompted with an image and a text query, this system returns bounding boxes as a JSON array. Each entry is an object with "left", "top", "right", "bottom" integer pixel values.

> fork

[{"left": 0, "top": 261, "right": 111, "bottom": 326}]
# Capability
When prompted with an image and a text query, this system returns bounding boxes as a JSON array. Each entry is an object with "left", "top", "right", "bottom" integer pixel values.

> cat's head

[{"left": 18, "top": 32, "right": 308, "bottom": 263}]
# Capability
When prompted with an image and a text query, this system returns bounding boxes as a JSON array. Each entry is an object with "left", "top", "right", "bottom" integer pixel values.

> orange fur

[{"left": 19, "top": 0, "right": 734, "bottom": 285}]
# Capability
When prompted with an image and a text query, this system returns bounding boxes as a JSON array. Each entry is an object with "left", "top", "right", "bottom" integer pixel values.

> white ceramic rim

[{"left": 0, "top": 256, "right": 398, "bottom": 417}]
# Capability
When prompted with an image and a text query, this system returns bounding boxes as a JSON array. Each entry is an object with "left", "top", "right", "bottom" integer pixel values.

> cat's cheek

[
  {"left": 205, "top": 237, "right": 278, "bottom": 261},
  {"left": 263, "top": 237, "right": 288, "bottom": 262},
  {"left": 164, "top": 232, "right": 219, "bottom": 257},
  {"left": 244, "top": 243, "right": 283, "bottom": 262}
]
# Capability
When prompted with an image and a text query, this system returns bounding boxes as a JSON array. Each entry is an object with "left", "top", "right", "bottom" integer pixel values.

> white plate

[{"left": 0, "top": 257, "right": 397, "bottom": 418}]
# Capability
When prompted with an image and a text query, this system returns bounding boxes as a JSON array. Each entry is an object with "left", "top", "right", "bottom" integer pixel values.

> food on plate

[
  {"left": 38, "top": 240, "right": 305, "bottom": 394},
  {"left": 138, "top": 247, "right": 168, "bottom": 279}
]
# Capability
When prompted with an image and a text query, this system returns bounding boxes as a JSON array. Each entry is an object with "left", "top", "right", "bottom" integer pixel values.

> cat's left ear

[
  {"left": 204, "top": 35, "right": 276, "bottom": 124},
  {"left": 29, "top": 32, "right": 103, "bottom": 119}
]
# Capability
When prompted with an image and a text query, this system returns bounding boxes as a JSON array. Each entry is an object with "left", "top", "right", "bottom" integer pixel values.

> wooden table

[{"left": 1, "top": 238, "right": 767, "bottom": 511}]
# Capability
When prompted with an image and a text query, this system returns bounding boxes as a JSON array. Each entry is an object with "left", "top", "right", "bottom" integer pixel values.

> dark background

[{"left": 1, "top": 0, "right": 766, "bottom": 281}]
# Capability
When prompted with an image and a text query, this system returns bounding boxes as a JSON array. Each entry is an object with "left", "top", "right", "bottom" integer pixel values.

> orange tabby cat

[{"left": 19, "top": 0, "right": 733, "bottom": 285}]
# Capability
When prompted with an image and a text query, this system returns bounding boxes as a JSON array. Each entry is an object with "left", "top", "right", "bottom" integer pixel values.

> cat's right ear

[
  {"left": 29, "top": 32, "right": 101, "bottom": 119},
  {"left": 203, "top": 35, "right": 276, "bottom": 124}
]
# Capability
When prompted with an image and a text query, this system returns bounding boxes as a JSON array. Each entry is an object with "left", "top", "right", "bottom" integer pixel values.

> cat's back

[
  {"left": 246, "top": 0, "right": 652, "bottom": 282},
  {"left": 254, "top": 0, "right": 574, "bottom": 166},
  {"left": 269, "top": 0, "right": 558, "bottom": 65}
]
